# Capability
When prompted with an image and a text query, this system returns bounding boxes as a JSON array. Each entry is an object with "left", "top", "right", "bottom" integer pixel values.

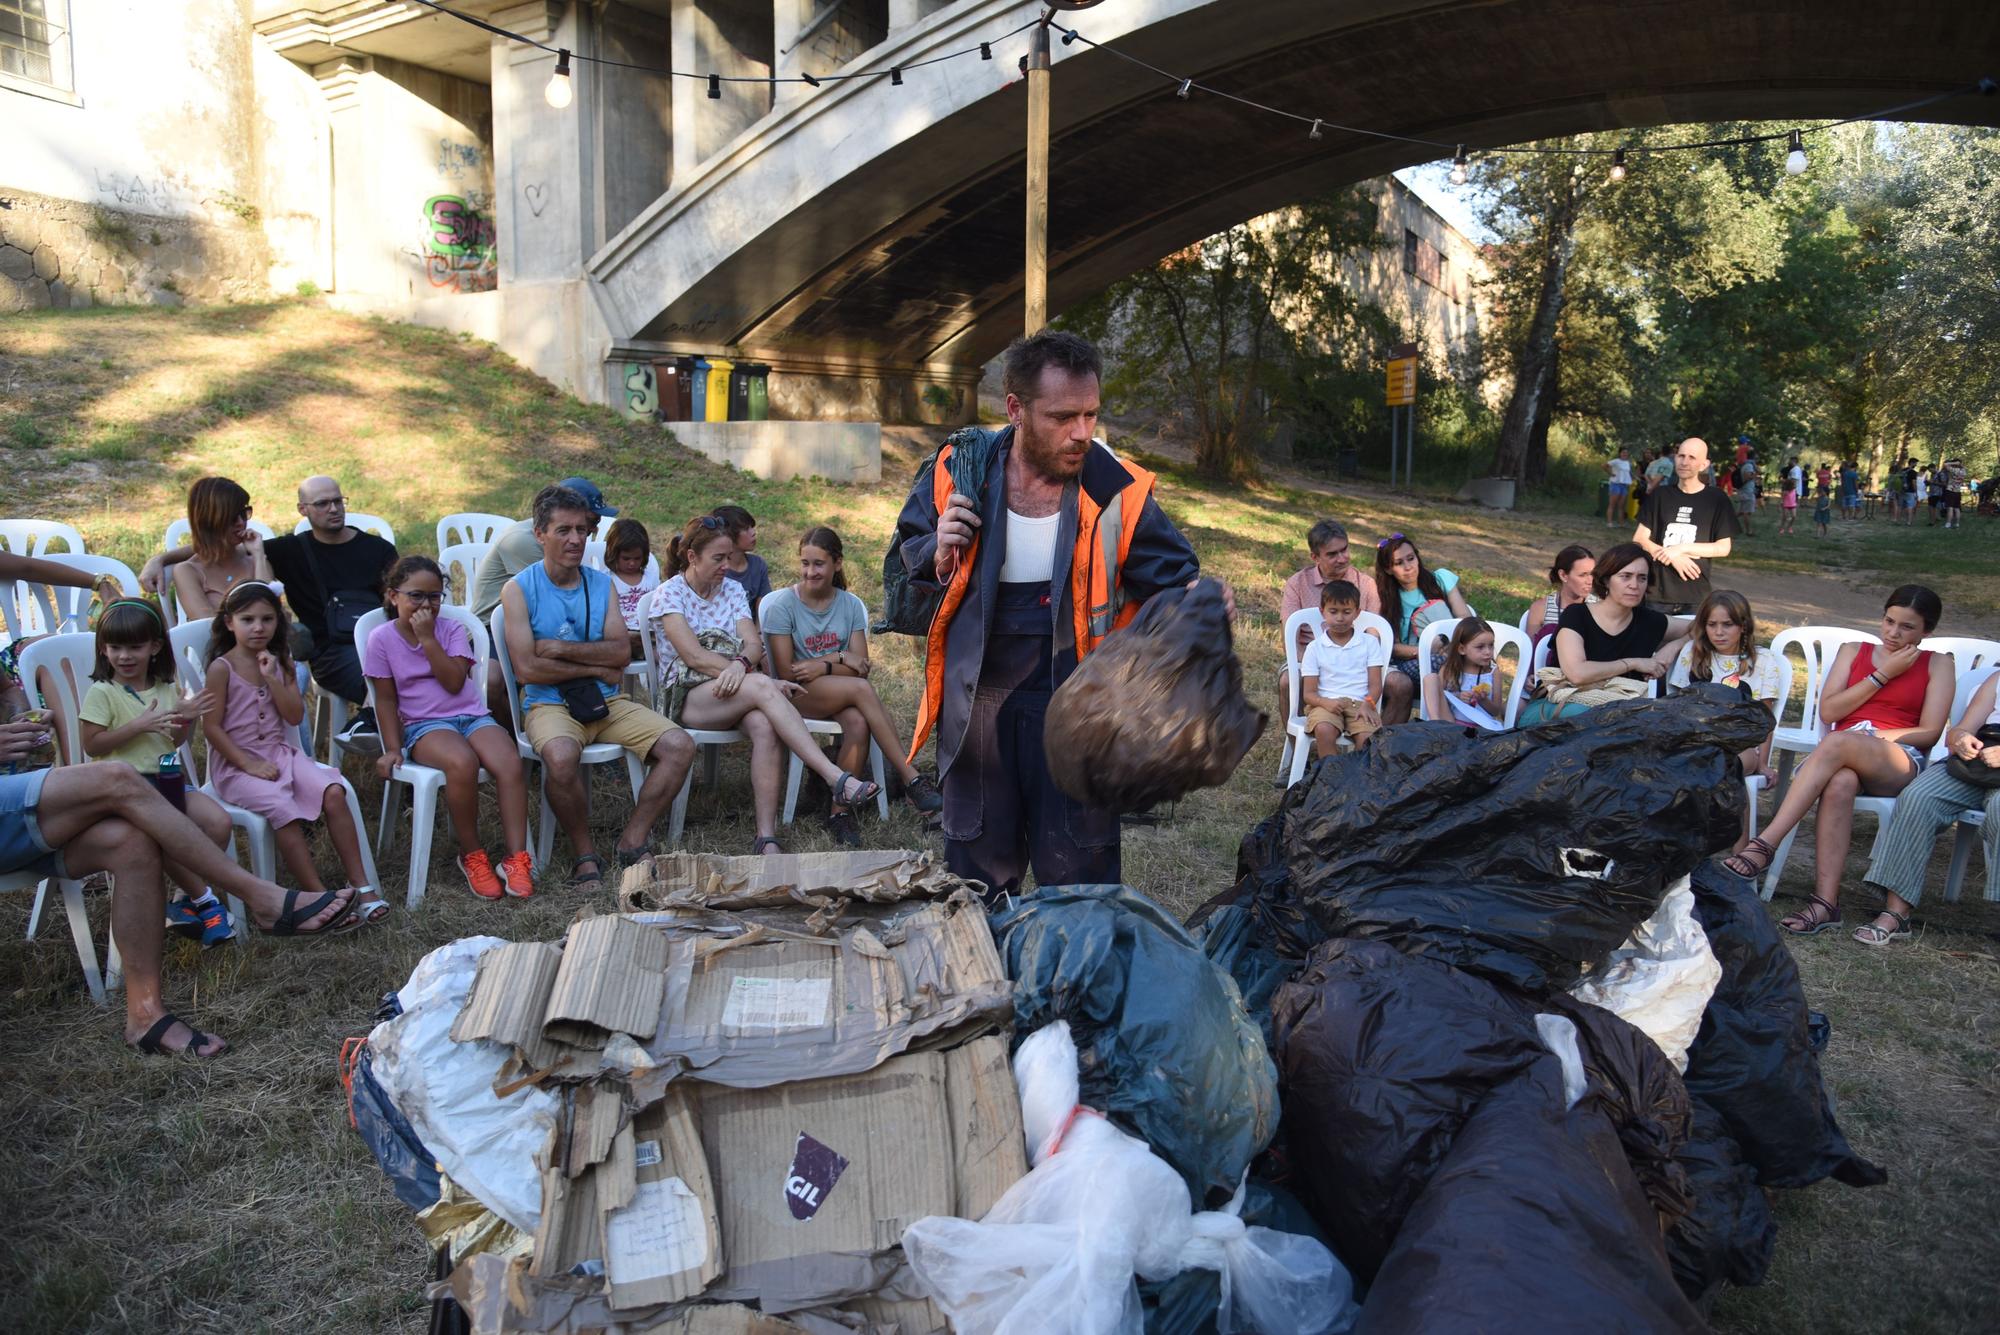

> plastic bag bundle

[
  {"left": 1274, "top": 687, "right": 1772, "bottom": 992},
  {"left": 1666, "top": 1100, "right": 1778, "bottom": 1310},
  {"left": 1682, "top": 862, "right": 1886, "bottom": 1188},
  {"left": 1355, "top": 1058, "right": 1712, "bottom": 1335},
  {"left": 994, "top": 885, "right": 1278, "bottom": 1205},
  {"left": 903, "top": 1023, "right": 1356, "bottom": 1335},
  {"left": 1043, "top": 577, "right": 1266, "bottom": 812},
  {"left": 1567, "top": 877, "right": 1723, "bottom": 1071}
]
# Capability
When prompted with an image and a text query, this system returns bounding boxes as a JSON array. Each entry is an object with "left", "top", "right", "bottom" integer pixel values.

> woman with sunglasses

[
  {"left": 171, "top": 476, "right": 272, "bottom": 621},
  {"left": 1372, "top": 533, "right": 1471, "bottom": 724}
]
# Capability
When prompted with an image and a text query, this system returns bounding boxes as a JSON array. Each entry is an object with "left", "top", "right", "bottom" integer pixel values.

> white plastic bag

[
  {"left": 903, "top": 1023, "right": 1354, "bottom": 1335},
  {"left": 1568, "top": 877, "right": 1721, "bottom": 1070},
  {"left": 367, "top": 937, "right": 560, "bottom": 1232}
]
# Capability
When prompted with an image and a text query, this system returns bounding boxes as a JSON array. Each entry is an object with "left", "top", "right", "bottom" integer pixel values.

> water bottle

[{"left": 150, "top": 751, "right": 188, "bottom": 812}]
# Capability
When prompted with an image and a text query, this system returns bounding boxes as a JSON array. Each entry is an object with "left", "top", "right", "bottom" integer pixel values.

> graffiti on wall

[
  {"left": 419, "top": 192, "right": 496, "bottom": 294},
  {"left": 620, "top": 362, "right": 659, "bottom": 421},
  {"left": 435, "top": 139, "right": 483, "bottom": 180}
]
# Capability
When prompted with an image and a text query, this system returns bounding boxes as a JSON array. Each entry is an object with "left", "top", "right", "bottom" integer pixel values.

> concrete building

[{"left": 5, "top": 0, "right": 1995, "bottom": 476}]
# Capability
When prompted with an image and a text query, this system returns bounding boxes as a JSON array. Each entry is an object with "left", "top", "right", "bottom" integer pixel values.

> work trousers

[
  {"left": 1860, "top": 764, "right": 2000, "bottom": 906},
  {"left": 942, "top": 684, "right": 1120, "bottom": 906}
]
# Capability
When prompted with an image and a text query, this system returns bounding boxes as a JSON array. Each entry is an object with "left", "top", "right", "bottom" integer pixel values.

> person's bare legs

[
  {"left": 684, "top": 676, "right": 866, "bottom": 795},
  {"left": 31, "top": 763, "right": 350, "bottom": 932},
  {"left": 165, "top": 790, "right": 233, "bottom": 899},
  {"left": 272, "top": 821, "right": 329, "bottom": 893},
  {"left": 741, "top": 711, "right": 783, "bottom": 841},
  {"left": 616, "top": 726, "right": 696, "bottom": 855},
  {"left": 484, "top": 661, "right": 514, "bottom": 736},
  {"left": 319, "top": 783, "right": 371, "bottom": 897},
  {"left": 1811, "top": 769, "right": 1862, "bottom": 909},
  {"left": 800, "top": 677, "right": 920, "bottom": 787},
  {"left": 469, "top": 725, "right": 532, "bottom": 854},
  {"left": 414, "top": 729, "right": 488, "bottom": 857},
  {"left": 538, "top": 737, "right": 593, "bottom": 862},
  {"left": 1312, "top": 722, "right": 1340, "bottom": 758},
  {"left": 1380, "top": 670, "right": 1415, "bottom": 726},
  {"left": 832, "top": 706, "right": 869, "bottom": 780}
]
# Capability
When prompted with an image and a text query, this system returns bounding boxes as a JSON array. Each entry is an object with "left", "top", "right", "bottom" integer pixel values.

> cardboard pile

[{"left": 438, "top": 851, "right": 1024, "bottom": 1334}]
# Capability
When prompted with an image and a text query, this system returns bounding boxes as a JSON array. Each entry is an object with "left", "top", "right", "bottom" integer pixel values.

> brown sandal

[
  {"left": 1780, "top": 895, "right": 1842, "bottom": 936},
  {"left": 1722, "top": 836, "right": 1776, "bottom": 880}
]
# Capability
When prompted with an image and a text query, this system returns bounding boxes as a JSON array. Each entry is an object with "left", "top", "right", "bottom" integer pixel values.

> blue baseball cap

[{"left": 556, "top": 476, "right": 617, "bottom": 517}]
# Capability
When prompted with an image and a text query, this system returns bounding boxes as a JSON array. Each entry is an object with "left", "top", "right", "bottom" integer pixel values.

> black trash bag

[
  {"left": 1189, "top": 898, "right": 1301, "bottom": 1048},
  {"left": 993, "top": 884, "right": 1279, "bottom": 1206},
  {"left": 1277, "top": 687, "right": 1771, "bottom": 992},
  {"left": 1043, "top": 577, "right": 1266, "bottom": 813},
  {"left": 1667, "top": 1099, "right": 1778, "bottom": 1310},
  {"left": 1355, "top": 1058, "right": 1713, "bottom": 1335},
  {"left": 1270, "top": 939, "right": 1553, "bottom": 1280},
  {"left": 1683, "top": 861, "right": 1888, "bottom": 1188},
  {"left": 1543, "top": 993, "right": 1695, "bottom": 1228}
]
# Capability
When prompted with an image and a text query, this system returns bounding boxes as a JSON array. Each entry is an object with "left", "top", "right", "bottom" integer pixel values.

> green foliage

[{"left": 295, "top": 279, "right": 321, "bottom": 298}]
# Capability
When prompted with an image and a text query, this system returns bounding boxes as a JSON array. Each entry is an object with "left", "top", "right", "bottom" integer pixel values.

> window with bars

[{"left": 1, "top": 0, "right": 73, "bottom": 94}]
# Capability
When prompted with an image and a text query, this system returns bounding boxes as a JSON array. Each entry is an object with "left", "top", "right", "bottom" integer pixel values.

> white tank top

[{"left": 998, "top": 509, "right": 1060, "bottom": 583}]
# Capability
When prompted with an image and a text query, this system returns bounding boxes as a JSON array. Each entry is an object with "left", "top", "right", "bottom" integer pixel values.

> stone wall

[{"left": 0, "top": 187, "right": 273, "bottom": 313}]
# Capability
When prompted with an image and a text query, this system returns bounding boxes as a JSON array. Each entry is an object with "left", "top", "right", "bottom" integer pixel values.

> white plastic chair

[
  {"left": 1758, "top": 656, "right": 1972, "bottom": 902},
  {"left": 437, "top": 543, "right": 490, "bottom": 608},
  {"left": 757, "top": 599, "right": 890, "bottom": 823},
  {"left": 437, "top": 513, "right": 515, "bottom": 551},
  {"left": 27, "top": 554, "right": 141, "bottom": 633},
  {"left": 1920, "top": 636, "right": 2000, "bottom": 676},
  {"left": 1280, "top": 607, "right": 1393, "bottom": 787},
  {"left": 167, "top": 619, "right": 379, "bottom": 902},
  {"left": 1737, "top": 653, "right": 1794, "bottom": 843},
  {"left": 164, "top": 516, "right": 275, "bottom": 550},
  {"left": 490, "top": 599, "right": 646, "bottom": 869},
  {"left": 0, "top": 519, "right": 87, "bottom": 559},
  {"left": 12, "top": 633, "right": 113, "bottom": 1001},
  {"left": 292, "top": 512, "right": 396, "bottom": 543},
  {"left": 356, "top": 607, "right": 508, "bottom": 908},
  {"left": 1767, "top": 626, "right": 1880, "bottom": 805},
  {"left": 637, "top": 611, "right": 748, "bottom": 844},
  {"left": 1415, "top": 617, "right": 1533, "bottom": 728}
]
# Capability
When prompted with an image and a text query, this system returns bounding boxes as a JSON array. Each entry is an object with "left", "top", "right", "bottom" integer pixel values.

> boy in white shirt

[{"left": 1300, "top": 580, "right": 1388, "bottom": 754}]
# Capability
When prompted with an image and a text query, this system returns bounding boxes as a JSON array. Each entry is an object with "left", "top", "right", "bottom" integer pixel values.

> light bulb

[
  {"left": 1309, "top": 119, "right": 1323, "bottom": 142},
  {"left": 1609, "top": 148, "right": 1627, "bottom": 182},
  {"left": 1448, "top": 145, "right": 1468, "bottom": 186},
  {"left": 1785, "top": 129, "right": 1807, "bottom": 175},
  {"left": 544, "top": 48, "right": 572, "bottom": 108}
]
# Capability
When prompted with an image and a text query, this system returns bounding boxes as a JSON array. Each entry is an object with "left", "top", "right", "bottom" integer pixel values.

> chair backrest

[
  {"left": 486, "top": 599, "right": 531, "bottom": 737},
  {"left": 0, "top": 519, "right": 87, "bottom": 559},
  {"left": 584, "top": 540, "right": 662, "bottom": 585},
  {"left": 437, "top": 542, "right": 490, "bottom": 608},
  {"left": 1921, "top": 636, "right": 2000, "bottom": 677},
  {"left": 1414, "top": 617, "right": 1533, "bottom": 725},
  {"left": 595, "top": 513, "right": 620, "bottom": 543},
  {"left": 1768, "top": 626, "right": 1880, "bottom": 737},
  {"left": 28, "top": 554, "right": 142, "bottom": 633},
  {"left": 15, "top": 632, "right": 96, "bottom": 768},
  {"left": 0, "top": 579, "right": 22, "bottom": 645},
  {"left": 438, "top": 513, "right": 515, "bottom": 551},
  {"left": 354, "top": 605, "right": 491, "bottom": 733},
  {"left": 164, "top": 516, "right": 275, "bottom": 550},
  {"left": 294, "top": 512, "right": 396, "bottom": 542},
  {"left": 1517, "top": 608, "right": 1534, "bottom": 634}
]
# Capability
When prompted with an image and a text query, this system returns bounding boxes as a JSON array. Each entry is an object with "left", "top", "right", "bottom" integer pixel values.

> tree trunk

[
  {"left": 1525, "top": 341, "right": 1557, "bottom": 487},
  {"left": 1490, "top": 187, "right": 1580, "bottom": 480}
]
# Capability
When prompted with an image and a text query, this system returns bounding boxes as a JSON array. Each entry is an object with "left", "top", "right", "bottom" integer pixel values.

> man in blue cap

[{"left": 471, "top": 477, "right": 618, "bottom": 723}]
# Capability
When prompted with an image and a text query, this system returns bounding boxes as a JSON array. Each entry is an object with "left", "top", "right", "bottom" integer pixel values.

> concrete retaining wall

[{"left": 0, "top": 187, "right": 272, "bottom": 312}]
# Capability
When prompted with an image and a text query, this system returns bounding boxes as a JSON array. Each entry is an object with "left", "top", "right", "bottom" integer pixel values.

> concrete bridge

[{"left": 261, "top": 0, "right": 2000, "bottom": 425}]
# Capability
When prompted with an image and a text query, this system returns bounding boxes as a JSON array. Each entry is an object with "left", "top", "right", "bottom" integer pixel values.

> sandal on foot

[
  {"left": 614, "top": 841, "right": 655, "bottom": 870},
  {"left": 131, "top": 1012, "right": 224, "bottom": 1058},
  {"left": 1780, "top": 895, "right": 1842, "bottom": 936},
  {"left": 346, "top": 887, "right": 390, "bottom": 927},
  {"left": 1853, "top": 909, "right": 1911, "bottom": 947},
  {"left": 752, "top": 835, "right": 785, "bottom": 856},
  {"left": 1721, "top": 837, "right": 1777, "bottom": 880},
  {"left": 832, "top": 770, "right": 879, "bottom": 808},
  {"left": 570, "top": 853, "right": 607, "bottom": 889},
  {"left": 256, "top": 888, "right": 356, "bottom": 938},
  {"left": 824, "top": 809, "right": 861, "bottom": 848}
]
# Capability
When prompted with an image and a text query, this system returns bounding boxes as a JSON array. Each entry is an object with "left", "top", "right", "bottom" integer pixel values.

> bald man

[
  {"left": 1632, "top": 437, "right": 1739, "bottom": 615},
  {"left": 261, "top": 475, "right": 398, "bottom": 731}
]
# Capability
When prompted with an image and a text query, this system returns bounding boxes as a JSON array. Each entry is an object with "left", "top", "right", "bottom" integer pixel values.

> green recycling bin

[
  {"left": 704, "top": 357, "right": 735, "bottom": 422},
  {"left": 745, "top": 363, "right": 770, "bottom": 421}
]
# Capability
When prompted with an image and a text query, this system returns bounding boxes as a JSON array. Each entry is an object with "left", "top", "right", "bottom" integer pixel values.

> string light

[
  {"left": 800, "top": 71, "right": 820, "bottom": 88},
  {"left": 890, "top": 66, "right": 903, "bottom": 86},
  {"left": 1309, "top": 118, "right": 1323, "bottom": 141},
  {"left": 707, "top": 73, "right": 720, "bottom": 99},
  {"left": 1785, "top": 129, "right": 1808, "bottom": 175},
  {"left": 980, "top": 42, "right": 992, "bottom": 60},
  {"left": 1448, "top": 146, "right": 1468, "bottom": 186},
  {"left": 1609, "top": 147, "right": 1627, "bottom": 182},
  {"left": 544, "top": 48, "right": 572, "bottom": 109},
  {"left": 1062, "top": 29, "right": 1078, "bottom": 46},
  {"left": 1177, "top": 79, "right": 1192, "bottom": 99}
]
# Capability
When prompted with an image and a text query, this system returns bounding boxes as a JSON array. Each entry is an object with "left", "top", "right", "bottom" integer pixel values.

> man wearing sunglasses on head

[{"left": 262, "top": 476, "right": 399, "bottom": 745}]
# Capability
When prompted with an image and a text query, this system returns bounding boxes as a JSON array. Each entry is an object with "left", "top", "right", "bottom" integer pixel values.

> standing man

[
  {"left": 895, "top": 331, "right": 1206, "bottom": 902},
  {"left": 263, "top": 476, "right": 398, "bottom": 740},
  {"left": 1941, "top": 457, "right": 1969, "bottom": 530},
  {"left": 1633, "top": 436, "right": 1739, "bottom": 616},
  {"left": 1732, "top": 448, "right": 1758, "bottom": 537},
  {"left": 1605, "top": 446, "right": 1634, "bottom": 528},
  {"left": 498, "top": 485, "right": 695, "bottom": 888},
  {"left": 1644, "top": 444, "right": 1675, "bottom": 494}
]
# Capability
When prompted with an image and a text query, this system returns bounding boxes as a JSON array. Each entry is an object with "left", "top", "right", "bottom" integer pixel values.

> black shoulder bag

[{"left": 302, "top": 534, "right": 382, "bottom": 646}]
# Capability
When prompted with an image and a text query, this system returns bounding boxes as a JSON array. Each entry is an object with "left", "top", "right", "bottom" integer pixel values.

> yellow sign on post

[{"left": 1385, "top": 356, "right": 1418, "bottom": 406}]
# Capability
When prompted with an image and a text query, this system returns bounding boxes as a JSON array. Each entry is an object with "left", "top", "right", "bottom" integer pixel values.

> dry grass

[{"left": 1, "top": 303, "right": 1996, "bottom": 1332}]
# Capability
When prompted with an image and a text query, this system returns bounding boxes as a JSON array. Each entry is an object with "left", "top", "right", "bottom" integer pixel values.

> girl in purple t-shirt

[{"left": 365, "top": 555, "right": 533, "bottom": 900}]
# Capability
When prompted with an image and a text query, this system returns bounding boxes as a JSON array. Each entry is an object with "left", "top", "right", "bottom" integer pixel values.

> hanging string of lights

[{"left": 412, "top": 0, "right": 1991, "bottom": 179}]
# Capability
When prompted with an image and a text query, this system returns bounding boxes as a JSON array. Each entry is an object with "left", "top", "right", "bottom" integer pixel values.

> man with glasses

[{"left": 262, "top": 476, "right": 398, "bottom": 742}]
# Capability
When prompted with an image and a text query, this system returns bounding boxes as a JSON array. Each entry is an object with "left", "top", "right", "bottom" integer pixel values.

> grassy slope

[{"left": 0, "top": 303, "right": 1995, "bottom": 1333}]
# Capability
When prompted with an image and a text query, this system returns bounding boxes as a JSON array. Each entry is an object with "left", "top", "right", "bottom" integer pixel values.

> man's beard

[{"left": 1018, "top": 422, "right": 1086, "bottom": 482}]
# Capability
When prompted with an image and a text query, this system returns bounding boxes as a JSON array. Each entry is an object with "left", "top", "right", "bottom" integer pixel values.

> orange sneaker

[
  {"left": 458, "top": 850, "right": 504, "bottom": 900},
  {"left": 499, "top": 850, "right": 537, "bottom": 899}
]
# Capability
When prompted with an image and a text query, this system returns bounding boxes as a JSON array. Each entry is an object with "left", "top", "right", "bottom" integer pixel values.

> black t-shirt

[
  {"left": 1558, "top": 602, "right": 1669, "bottom": 679},
  {"left": 1638, "top": 483, "right": 1739, "bottom": 606},
  {"left": 266, "top": 529, "right": 397, "bottom": 639}
]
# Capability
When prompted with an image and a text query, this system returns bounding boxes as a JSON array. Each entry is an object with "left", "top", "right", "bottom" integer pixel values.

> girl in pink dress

[{"left": 201, "top": 582, "right": 384, "bottom": 925}]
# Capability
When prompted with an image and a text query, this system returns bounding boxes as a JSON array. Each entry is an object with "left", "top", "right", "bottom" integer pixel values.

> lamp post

[{"left": 1026, "top": 1, "right": 1110, "bottom": 336}]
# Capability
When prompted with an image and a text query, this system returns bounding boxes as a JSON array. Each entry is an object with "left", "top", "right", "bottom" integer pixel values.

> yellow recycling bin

[{"left": 704, "top": 357, "right": 735, "bottom": 422}]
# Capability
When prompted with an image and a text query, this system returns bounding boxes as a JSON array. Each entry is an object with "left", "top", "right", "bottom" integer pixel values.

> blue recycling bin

[{"left": 690, "top": 357, "right": 711, "bottom": 422}]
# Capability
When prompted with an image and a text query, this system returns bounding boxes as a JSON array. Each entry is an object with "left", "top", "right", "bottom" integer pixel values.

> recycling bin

[
  {"left": 727, "top": 365, "right": 751, "bottom": 421},
  {"left": 704, "top": 357, "right": 735, "bottom": 422},
  {"left": 653, "top": 356, "right": 696, "bottom": 421},
  {"left": 745, "top": 363, "right": 771, "bottom": 421},
  {"left": 690, "top": 357, "right": 711, "bottom": 422}
]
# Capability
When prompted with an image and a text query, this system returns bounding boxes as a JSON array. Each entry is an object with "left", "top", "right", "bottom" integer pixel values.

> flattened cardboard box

[{"left": 619, "top": 849, "right": 968, "bottom": 915}]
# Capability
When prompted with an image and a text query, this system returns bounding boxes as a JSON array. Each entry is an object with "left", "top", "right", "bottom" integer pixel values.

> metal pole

[{"left": 1025, "top": 18, "right": 1052, "bottom": 335}]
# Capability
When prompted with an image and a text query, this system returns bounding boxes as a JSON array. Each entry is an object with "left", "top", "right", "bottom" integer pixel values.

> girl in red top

[{"left": 1724, "top": 586, "right": 1954, "bottom": 933}]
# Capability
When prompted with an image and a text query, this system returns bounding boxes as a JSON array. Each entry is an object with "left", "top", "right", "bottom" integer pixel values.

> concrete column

[
  {"left": 888, "top": 0, "right": 921, "bottom": 34},
  {"left": 671, "top": 0, "right": 773, "bottom": 174},
  {"left": 771, "top": 0, "right": 812, "bottom": 113},
  {"left": 314, "top": 57, "right": 372, "bottom": 295},
  {"left": 490, "top": 1, "right": 591, "bottom": 284}
]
